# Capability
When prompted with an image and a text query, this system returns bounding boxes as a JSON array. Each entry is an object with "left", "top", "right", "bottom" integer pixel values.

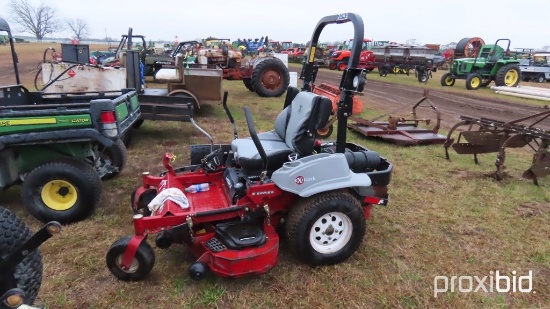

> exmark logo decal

[{"left": 295, "top": 176, "right": 315, "bottom": 185}]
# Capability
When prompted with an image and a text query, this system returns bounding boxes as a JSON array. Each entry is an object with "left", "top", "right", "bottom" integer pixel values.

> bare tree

[
  {"left": 9, "top": 0, "right": 62, "bottom": 41},
  {"left": 541, "top": 45, "right": 550, "bottom": 52},
  {"left": 66, "top": 18, "right": 89, "bottom": 40}
]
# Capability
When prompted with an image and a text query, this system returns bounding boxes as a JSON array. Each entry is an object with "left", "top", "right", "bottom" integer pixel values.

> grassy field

[{"left": 1, "top": 43, "right": 549, "bottom": 308}]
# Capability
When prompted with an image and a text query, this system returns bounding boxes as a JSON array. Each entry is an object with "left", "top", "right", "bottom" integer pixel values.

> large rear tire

[
  {"left": 495, "top": 64, "right": 520, "bottom": 87},
  {"left": 242, "top": 78, "right": 254, "bottom": 92},
  {"left": 21, "top": 158, "right": 102, "bottom": 224},
  {"left": 286, "top": 191, "right": 366, "bottom": 266},
  {"left": 0, "top": 207, "right": 43, "bottom": 306},
  {"left": 251, "top": 58, "right": 290, "bottom": 97}
]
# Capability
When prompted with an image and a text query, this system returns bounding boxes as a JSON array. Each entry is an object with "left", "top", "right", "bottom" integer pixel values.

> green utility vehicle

[
  {"left": 0, "top": 16, "right": 141, "bottom": 224},
  {"left": 441, "top": 39, "right": 521, "bottom": 90}
]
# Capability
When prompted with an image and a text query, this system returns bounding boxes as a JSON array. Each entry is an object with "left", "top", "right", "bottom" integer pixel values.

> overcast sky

[{"left": 1, "top": 0, "right": 549, "bottom": 49}]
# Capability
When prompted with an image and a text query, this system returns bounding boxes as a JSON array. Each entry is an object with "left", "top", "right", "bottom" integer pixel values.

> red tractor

[
  {"left": 195, "top": 37, "right": 290, "bottom": 97},
  {"left": 105, "top": 13, "right": 393, "bottom": 281},
  {"left": 329, "top": 38, "right": 376, "bottom": 71}
]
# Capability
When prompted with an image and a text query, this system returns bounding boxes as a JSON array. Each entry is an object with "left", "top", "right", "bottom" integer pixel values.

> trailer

[
  {"left": 371, "top": 44, "right": 437, "bottom": 83},
  {"left": 39, "top": 44, "right": 222, "bottom": 125}
]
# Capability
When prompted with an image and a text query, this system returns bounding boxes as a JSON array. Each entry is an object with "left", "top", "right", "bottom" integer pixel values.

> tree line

[{"left": 8, "top": 0, "right": 89, "bottom": 41}]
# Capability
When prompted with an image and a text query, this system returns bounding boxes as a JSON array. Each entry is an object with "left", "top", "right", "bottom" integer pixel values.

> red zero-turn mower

[{"left": 106, "top": 13, "right": 393, "bottom": 281}]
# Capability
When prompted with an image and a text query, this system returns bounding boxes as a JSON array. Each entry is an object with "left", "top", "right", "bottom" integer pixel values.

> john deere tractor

[{"left": 441, "top": 39, "right": 520, "bottom": 90}]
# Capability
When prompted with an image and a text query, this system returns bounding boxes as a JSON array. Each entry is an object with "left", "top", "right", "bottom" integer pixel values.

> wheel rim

[
  {"left": 338, "top": 63, "right": 347, "bottom": 71},
  {"left": 393, "top": 67, "right": 400, "bottom": 74},
  {"left": 40, "top": 180, "right": 78, "bottom": 211},
  {"left": 316, "top": 126, "right": 330, "bottom": 137},
  {"left": 470, "top": 76, "right": 480, "bottom": 88},
  {"left": 115, "top": 254, "right": 139, "bottom": 273},
  {"left": 309, "top": 212, "right": 353, "bottom": 254},
  {"left": 261, "top": 69, "right": 283, "bottom": 91},
  {"left": 504, "top": 70, "right": 518, "bottom": 86},
  {"left": 445, "top": 76, "right": 454, "bottom": 85}
]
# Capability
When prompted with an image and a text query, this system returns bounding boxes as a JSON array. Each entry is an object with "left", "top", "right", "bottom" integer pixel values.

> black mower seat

[
  {"left": 231, "top": 91, "right": 332, "bottom": 173},
  {"left": 255, "top": 86, "right": 299, "bottom": 142}
]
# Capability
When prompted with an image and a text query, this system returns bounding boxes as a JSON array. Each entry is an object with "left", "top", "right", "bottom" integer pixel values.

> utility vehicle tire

[
  {"left": 286, "top": 190, "right": 366, "bottom": 266},
  {"left": 132, "top": 119, "right": 145, "bottom": 129},
  {"left": 97, "top": 139, "right": 128, "bottom": 180},
  {"left": 379, "top": 68, "right": 388, "bottom": 77},
  {"left": 537, "top": 74, "right": 545, "bottom": 83},
  {"left": 495, "top": 64, "right": 520, "bottom": 87},
  {"left": 106, "top": 236, "right": 155, "bottom": 281},
  {"left": 242, "top": 78, "right": 255, "bottom": 92},
  {"left": 440, "top": 72, "right": 455, "bottom": 86},
  {"left": 121, "top": 128, "right": 134, "bottom": 146},
  {"left": 251, "top": 58, "right": 290, "bottom": 97},
  {"left": 21, "top": 158, "right": 102, "bottom": 224},
  {"left": 0, "top": 207, "right": 43, "bottom": 306},
  {"left": 329, "top": 63, "right": 337, "bottom": 70},
  {"left": 316, "top": 124, "right": 334, "bottom": 139},
  {"left": 466, "top": 73, "right": 482, "bottom": 90}
]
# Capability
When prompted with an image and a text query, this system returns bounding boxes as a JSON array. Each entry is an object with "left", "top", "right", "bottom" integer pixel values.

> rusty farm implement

[
  {"left": 347, "top": 90, "right": 447, "bottom": 146},
  {"left": 444, "top": 111, "right": 550, "bottom": 185}
]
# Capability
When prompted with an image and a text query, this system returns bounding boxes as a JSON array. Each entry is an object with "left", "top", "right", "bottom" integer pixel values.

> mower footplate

[{"left": 214, "top": 221, "right": 267, "bottom": 250}]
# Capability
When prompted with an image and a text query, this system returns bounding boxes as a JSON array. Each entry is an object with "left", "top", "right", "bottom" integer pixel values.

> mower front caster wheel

[
  {"left": 286, "top": 191, "right": 366, "bottom": 266},
  {"left": 106, "top": 236, "right": 155, "bottom": 281},
  {"left": 188, "top": 262, "right": 210, "bottom": 281}
]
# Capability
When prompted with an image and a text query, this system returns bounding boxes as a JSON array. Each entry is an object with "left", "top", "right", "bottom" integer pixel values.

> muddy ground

[{"left": 290, "top": 67, "right": 550, "bottom": 132}]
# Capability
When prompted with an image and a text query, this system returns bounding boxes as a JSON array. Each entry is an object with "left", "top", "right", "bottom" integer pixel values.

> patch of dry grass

[{"left": 1, "top": 44, "right": 549, "bottom": 308}]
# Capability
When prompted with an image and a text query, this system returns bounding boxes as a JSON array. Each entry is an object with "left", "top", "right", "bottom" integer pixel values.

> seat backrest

[
  {"left": 284, "top": 86, "right": 300, "bottom": 108},
  {"left": 272, "top": 86, "right": 300, "bottom": 140},
  {"left": 284, "top": 92, "right": 332, "bottom": 155}
]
